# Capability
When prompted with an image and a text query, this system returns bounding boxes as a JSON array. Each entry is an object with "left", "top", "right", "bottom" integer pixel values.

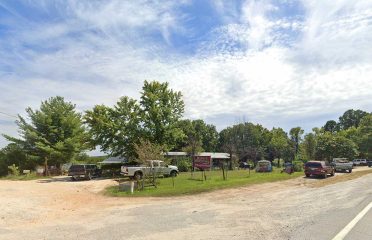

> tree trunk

[{"left": 44, "top": 156, "right": 49, "bottom": 176}]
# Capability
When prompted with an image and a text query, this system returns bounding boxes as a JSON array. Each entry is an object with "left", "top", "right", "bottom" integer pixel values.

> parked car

[
  {"left": 352, "top": 159, "right": 367, "bottom": 166},
  {"left": 121, "top": 160, "right": 179, "bottom": 180},
  {"left": 255, "top": 160, "right": 272, "bottom": 172},
  {"left": 239, "top": 162, "right": 252, "bottom": 169},
  {"left": 304, "top": 161, "right": 335, "bottom": 178},
  {"left": 68, "top": 164, "right": 101, "bottom": 181},
  {"left": 368, "top": 160, "right": 372, "bottom": 167},
  {"left": 331, "top": 158, "right": 353, "bottom": 173}
]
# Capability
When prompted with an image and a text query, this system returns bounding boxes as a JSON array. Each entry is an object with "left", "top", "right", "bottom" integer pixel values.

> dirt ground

[{"left": 0, "top": 166, "right": 371, "bottom": 240}]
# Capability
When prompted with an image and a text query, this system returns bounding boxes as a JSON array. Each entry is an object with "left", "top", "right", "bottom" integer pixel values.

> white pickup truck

[
  {"left": 332, "top": 158, "right": 353, "bottom": 173},
  {"left": 121, "top": 160, "right": 179, "bottom": 180}
]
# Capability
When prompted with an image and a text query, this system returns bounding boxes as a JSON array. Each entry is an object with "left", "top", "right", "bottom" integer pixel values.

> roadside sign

[{"left": 194, "top": 156, "right": 212, "bottom": 170}]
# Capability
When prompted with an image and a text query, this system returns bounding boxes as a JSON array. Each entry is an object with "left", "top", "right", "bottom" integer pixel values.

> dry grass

[{"left": 310, "top": 169, "right": 372, "bottom": 188}]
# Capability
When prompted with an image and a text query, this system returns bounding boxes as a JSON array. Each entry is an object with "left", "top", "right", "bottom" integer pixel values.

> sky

[{"left": 0, "top": 0, "right": 371, "bottom": 152}]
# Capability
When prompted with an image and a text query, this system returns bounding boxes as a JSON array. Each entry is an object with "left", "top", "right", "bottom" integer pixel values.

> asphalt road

[{"left": 290, "top": 173, "right": 372, "bottom": 240}]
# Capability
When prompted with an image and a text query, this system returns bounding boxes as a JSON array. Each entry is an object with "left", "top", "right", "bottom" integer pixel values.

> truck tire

[
  {"left": 134, "top": 172, "right": 143, "bottom": 180},
  {"left": 170, "top": 171, "right": 177, "bottom": 177},
  {"left": 331, "top": 170, "right": 335, "bottom": 176},
  {"left": 348, "top": 169, "right": 352, "bottom": 173},
  {"left": 86, "top": 172, "right": 92, "bottom": 180}
]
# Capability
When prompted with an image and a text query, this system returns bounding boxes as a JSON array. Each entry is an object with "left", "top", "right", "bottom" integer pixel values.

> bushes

[
  {"left": 8, "top": 164, "right": 20, "bottom": 176},
  {"left": 176, "top": 159, "right": 192, "bottom": 172},
  {"left": 293, "top": 161, "right": 304, "bottom": 172}
]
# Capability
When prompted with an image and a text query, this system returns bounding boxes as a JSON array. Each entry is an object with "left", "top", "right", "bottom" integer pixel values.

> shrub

[
  {"left": 8, "top": 164, "right": 20, "bottom": 176},
  {"left": 177, "top": 159, "right": 191, "bottom": 172},
  {"left": 293, "top": 161, "right": 303, "bottom": 172}
]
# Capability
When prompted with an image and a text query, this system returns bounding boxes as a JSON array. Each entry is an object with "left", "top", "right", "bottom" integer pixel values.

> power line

[{"left": 0, "top": 111, "right": 18, "bottom": 118}]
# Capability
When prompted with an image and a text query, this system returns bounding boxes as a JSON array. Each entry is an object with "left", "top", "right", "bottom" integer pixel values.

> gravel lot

[{"left": 0, "top": 167, "right": 371, "bottom": 240}]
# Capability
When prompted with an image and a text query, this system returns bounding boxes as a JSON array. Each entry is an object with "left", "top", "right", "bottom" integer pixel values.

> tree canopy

[
  {"left": 84, "top": 81, "right": 185, "bottom": 160},
  {"left": 3, "top": 96, "right": 88, "bottom": 172}
]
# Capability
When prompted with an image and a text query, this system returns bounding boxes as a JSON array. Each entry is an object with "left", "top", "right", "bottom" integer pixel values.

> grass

[
  {"left": 0, "top": 172, "right": 50, "bottom": 181},
  {"left": 105, "top": 168, "right": 303, "bottom": 197}
]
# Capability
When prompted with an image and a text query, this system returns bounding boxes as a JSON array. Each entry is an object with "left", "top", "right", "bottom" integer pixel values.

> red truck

[{"left": 304, "top": 161, "right": 335, "bottom": 178}]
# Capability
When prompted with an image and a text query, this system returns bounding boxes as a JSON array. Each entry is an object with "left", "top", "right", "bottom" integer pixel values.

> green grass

[
  {"left": 0, "top": 172, "right": 50, "bottom": 181},
  {"left": 105, "top": 168, "right": 303, "bottom": 197}
]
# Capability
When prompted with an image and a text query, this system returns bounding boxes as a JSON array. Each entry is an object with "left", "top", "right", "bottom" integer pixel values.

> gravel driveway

[{"left": 0, "top": 167, "right": 371, "bottom": 240}]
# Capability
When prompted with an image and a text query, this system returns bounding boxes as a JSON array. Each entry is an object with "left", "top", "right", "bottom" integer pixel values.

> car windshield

[
  {"left": 69, "top": 165, "right": 85, "bottom": 171},
  {"left": 258, "top": 162, "right": 269, "bottom": 167},
  {"left": 305, "top": 162, "right": 322, "bottom": 168}
]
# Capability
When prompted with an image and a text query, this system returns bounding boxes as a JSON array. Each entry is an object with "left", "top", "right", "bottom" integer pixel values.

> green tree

[
  {"left": 84, "top": 97, "right": 141, "bottom": 159},
  {"left": 3, "top": 96, "right": 88, "bottom": 175},
  {"left": 218, "top": 127, "right": 237, "bottom": 169},
  {"left": 268, "top": 128, "right": 290, "bottom": 165},
  {"left": 174, "top": 119, "right": 218, "bottom": 152},
  {"left": 315, "top": 132, "right": 358, "bottom": 161},
  {"left": 0, "top": 150, "right": 8, "bottom": 176},
  {"left": 323, "top": 120, "right": 339, "bottom": 133},
  {"left": 289, "top": 127, "right": 304, "bottom": 156},
  {"left": 140, "top": 81, "right": 185, "bottom": 150},
  {"left": 85, "top": 81, "right": 185, "bottom": 160},
  {"left": 339, "top": 109, "right": 368, "bottom": 130},
  {"left": 302, "top": 133, "right": 316, "bottom": 160},
  {"left": 357, "top": 114, "right": 372, "bottom": 158}
]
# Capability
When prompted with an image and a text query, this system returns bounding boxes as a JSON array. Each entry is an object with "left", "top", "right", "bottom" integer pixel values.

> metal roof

[
  {"left": 99, "top": 156, "right": 127, "bottom": 164},
  {"left": 165, "top": 152, "right": 230, "bottom": 159}
]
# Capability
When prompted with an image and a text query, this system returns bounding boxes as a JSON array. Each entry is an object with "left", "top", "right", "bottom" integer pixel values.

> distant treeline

[{"left": 0, "top": 81, "right": 371, "bottom": 176}]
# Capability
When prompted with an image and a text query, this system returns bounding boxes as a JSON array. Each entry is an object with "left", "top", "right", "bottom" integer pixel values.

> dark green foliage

[
  {"left": 84, "top": 97, "right": 141, "bottom": 159},
  {"left": 0, "top": 152, "right": 7, "bottom": 176},
  {"left": 219, "top": 122, "right": 272, "bottom": 164},
  {"left": 3, "top": 96, "right": 88, "bottom": 171},
  {"left": 268, "top": 128, "right": 290, "bottom": 161},
  {"left": 338, "top": 109, "right": 368, "bottom": 130},
  {"left": 302, "top": 133, "right": 316, "bottom": 160},
  {"left": 140, "top": 81, "right": 185, "bottom": 150},
  {"left": 289, "top": 127, "right": 304, "bottom": 156},
  {"left": 174, "top": 119, "right": 218, "bottom": 152},
  {"left": 315, "top": 132, "right": 358, "bottom": 161},
  {"left": 357, "top": 114, "right": 372, "bottom": 158},
  {"left": 85, "top": 81, "right": 185, "bottom": 160},
  {"left": 323, "top": 120, "right": 339, "bottom": 133}
]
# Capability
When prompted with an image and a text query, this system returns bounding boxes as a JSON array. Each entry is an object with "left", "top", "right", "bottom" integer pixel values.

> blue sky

[{"left": 1, "top": 0, "right": 372, "bottom": 152}]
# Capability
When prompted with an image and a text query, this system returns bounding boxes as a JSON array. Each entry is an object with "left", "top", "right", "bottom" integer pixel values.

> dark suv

[
  {"left": 68, "top": 164, "right": 101, "bottom": 181},
  {"left": 304, "top": 161, "right": 335, "bottom": 178}
]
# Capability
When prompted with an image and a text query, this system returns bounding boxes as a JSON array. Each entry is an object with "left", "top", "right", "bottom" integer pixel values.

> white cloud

[{"left": 1, "top": 0, "right": 372, "bottom": 149}]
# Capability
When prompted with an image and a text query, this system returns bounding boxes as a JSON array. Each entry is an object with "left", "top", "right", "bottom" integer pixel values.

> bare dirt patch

[{"left": 1, "top": 169, "right": 371, "bottom": 240}]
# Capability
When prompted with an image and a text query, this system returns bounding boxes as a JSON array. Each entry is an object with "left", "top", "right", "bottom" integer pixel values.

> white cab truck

[
  {"left": 121, "top": 160, "right": 179, "bottom": 180},
  {"left": 331, "top": 158, "right": 353, "bottom": 173}
]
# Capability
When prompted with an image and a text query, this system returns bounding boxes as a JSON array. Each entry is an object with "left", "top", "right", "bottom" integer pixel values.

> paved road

[{"left": 290, "top": 173, "right": 372, "bottom": 240}]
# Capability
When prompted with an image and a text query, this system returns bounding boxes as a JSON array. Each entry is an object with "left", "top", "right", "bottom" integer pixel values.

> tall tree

[
  {"left": 315, "top": 132, "right": 358, "bottom": 161},
  {"left": 289, "top": 127, "right": 304, "bottom": 156},
  {"left": 85, "top": 81, "right": 185, "bottom": 160},
  {"left": 174, "top": 119, "right": 218, "bottom": 152},
  {"left": 268, "top": 128, "right": 290, "bottom": 164},
  {"left": 323, "top": 120, "right": 339, "bottom": 133},
  {"left": 339, "top": 109, "right": 368, "bottom": 130},
  {"left": 357, "top": 114, "right": 372, "bottom": 158},
  {"left": 3, "top": 96, "right": 88, "bottom": 174},
  {"left": 84, "top": 97, "right": 141, "bottom": 159},
  {"left": 140, "top": 81, "right": 185, "bottom": 150},
  {"left": 302, "top": 133, "right": 316, "bottom": 160}
]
